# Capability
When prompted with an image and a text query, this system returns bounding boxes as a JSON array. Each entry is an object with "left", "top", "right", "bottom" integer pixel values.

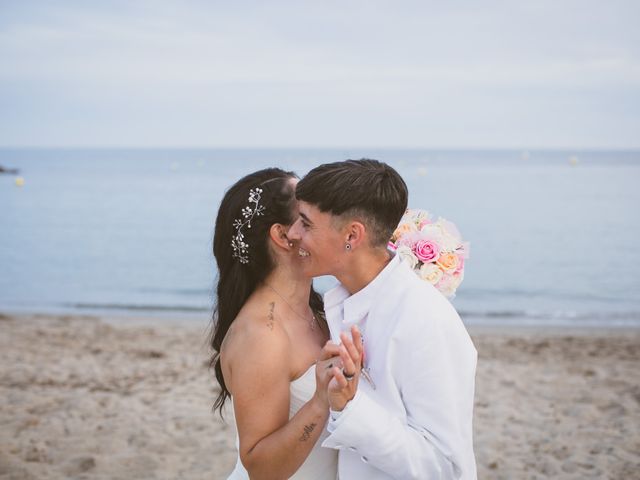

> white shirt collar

[{"left": 324, "top": 254, "right": 401, "bottom": 327}]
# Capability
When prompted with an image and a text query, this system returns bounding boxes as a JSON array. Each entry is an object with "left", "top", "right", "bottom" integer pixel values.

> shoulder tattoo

[{"left": 266, "top": 302, "right": 275, "bottom": 330}]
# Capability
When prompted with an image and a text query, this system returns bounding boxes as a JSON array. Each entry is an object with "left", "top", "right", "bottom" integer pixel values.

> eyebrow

[{"left": 299, "top": 212, "right": 313, "bottom": 224}]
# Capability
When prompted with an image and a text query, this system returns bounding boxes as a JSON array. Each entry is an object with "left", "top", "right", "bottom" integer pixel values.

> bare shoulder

[
  {"left": 220, "top": 300, "right": 292, "bottom": 391},
  {"left": 222, "top": 300, "right": 289, "bottom": 353}
]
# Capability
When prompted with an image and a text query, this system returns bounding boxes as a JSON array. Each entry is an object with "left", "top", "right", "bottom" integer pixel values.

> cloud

[{"left": 0, "top": 0, "right": 639, "bottom": 147}]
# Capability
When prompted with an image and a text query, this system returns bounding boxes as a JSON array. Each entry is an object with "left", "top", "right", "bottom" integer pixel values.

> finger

[
  {"left": 318, "top": 364, "right": 338, "bottom": 390},
  {"left": 322, "top": 364, "right": 338, "bottom": 382},
  {"left": 339, "top": 331, "right": 361, "bottom": 369},
  {"left": 321, "top": 356, "right": 343, "bottom": 371},
  {"left": 331, "top": 366, "right": 349, "bottom": 389},
  {"left": 339, "top": 346, "right": 357, "bottom": 377},
  {"left": 328, "top": 375, "right": 340, "bottom": 392},
  {"left": 318, "top": 342, "right": 341, "bottom": 360},
  {"left": 351, "top": 325, "right": 364, "bottom": 356}
]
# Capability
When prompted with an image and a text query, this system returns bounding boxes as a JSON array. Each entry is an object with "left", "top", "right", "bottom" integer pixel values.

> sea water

[{"left": 1, "top": 148, "right": 639, "bottom": 327}]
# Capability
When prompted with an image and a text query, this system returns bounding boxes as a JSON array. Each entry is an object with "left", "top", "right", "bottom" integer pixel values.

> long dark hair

[{"left": 210, "top": 167, "right": 324, "bottom": 416}]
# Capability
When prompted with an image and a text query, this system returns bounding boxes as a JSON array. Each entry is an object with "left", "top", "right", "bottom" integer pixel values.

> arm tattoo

[
  {"left": 299, "top": 423, "right": 317, "bottom": 441},
  {"left": 266, "top": 302, "right": 275, "bottom": 330}
]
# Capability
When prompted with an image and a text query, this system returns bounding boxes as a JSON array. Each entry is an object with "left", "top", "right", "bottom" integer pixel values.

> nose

[{"left": 288, "top": 218, "right": 302, "bottom": 241}]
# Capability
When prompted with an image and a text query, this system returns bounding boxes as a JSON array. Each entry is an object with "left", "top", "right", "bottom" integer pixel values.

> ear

[
  {"left": 269, "top": 223, "right": 293, "bottom": 250},
  {"left": 344, "top": 221, "right": 367, "bottom": 250}
]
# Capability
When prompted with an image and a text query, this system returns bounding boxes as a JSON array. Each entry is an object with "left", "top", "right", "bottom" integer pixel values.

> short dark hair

[{"left": 296, "top": 159, "right": 408, "bottom": 247}]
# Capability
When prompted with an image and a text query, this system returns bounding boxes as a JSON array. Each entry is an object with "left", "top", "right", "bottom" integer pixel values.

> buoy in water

[{"left": 15, "top": 177, "right": 25, "bottom": 187}]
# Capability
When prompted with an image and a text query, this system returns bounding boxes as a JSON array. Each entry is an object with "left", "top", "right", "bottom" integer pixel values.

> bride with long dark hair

[{"left": 210, "top": 168, "right": 338, "bottom": 479}]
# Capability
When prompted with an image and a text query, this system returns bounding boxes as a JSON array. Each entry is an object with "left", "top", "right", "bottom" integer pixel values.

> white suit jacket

[{"left": 321, "top": 256, "right": 477, "bottom": 479}]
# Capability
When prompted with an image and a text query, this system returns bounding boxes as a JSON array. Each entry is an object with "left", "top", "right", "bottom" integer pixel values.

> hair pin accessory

[{"left": 231, "top": 187, "right": 265, "bottom": 264}]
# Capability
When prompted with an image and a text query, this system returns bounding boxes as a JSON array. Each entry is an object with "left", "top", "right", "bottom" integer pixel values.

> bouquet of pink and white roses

[{"left": 388, "top": 209, "right": 469, "bottom": 298}]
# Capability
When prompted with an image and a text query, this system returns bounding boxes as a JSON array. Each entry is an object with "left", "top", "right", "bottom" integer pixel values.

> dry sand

[{"left": 1, "top": 313, "right": 639, "bottom": 479}]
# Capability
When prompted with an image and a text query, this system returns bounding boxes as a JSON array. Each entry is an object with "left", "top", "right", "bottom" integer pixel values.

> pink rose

[{"left": 413, "top": 239, "right": 440, "bottom": 263}]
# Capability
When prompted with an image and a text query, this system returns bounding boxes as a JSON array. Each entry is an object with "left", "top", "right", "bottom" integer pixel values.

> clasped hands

[{"left": 315, "top": 325, "right": 363, "bottom": 412}]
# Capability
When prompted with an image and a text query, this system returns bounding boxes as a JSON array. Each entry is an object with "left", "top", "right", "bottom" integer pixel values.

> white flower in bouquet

[
  {"left": 419, "top": 262, "right": 444, "bottom": 285},
  {"left": 396, "top": 245, "right": 419, "bottom": 270}
]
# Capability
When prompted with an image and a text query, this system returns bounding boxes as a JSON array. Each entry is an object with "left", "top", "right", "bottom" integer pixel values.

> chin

[{"left": 301, "top": 261, "right": 323, "bottom": 278}]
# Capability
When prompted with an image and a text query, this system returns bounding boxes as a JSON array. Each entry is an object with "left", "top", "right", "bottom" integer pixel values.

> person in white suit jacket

[{"left": 288, "top": 159, "right": 478, "bottom": 479}]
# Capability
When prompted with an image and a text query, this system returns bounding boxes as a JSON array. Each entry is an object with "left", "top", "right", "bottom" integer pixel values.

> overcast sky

[{"left": 1, "top": 1, "right": 639, "bottom": 149}]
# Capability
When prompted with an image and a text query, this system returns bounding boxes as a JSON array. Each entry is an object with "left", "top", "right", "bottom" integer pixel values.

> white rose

[
  {"left": 441, "top": 234, "right": 461, "bottom": 252},
  {"left": 420, "top": 225, "right": 446, "bottom": 244},
  {"left": 396, "top": 245, "right": 419, "bottom": 270},
  {"left": 430, "top": 220, "right": 462, "bottom": 251},
  {"left": 436, "top": 273, "right": 461, "bottom": 298},
  {"left": 438, "top": 219, "right": 462, "bottom": 239},
  {"left": 419, "top": 263, "right": 443, "bottom": 285}
]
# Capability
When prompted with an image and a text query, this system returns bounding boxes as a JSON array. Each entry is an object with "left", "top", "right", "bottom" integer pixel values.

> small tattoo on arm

[
  {"left": 299, "top": 423, "right": 317, "bottom": 441},
  {"left": 266, "top": 302, "right": 275, "bottom": 330}
]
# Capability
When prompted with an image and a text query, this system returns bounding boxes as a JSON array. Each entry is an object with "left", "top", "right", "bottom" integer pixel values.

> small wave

[
  {"left": 460, "top": 287, "right": 632, "bottom": 304},
  {"left": 68, "top": 303, "right": 209, "bottom": 313},
  {"left": 135, "top": 288, "right": 211, "bottom": 296},
  {"left": 459, "top": 309, "right": 640, "bottom": 326},
  {"left": 64, "top": 303, "right": 640, "bottom": 326}
]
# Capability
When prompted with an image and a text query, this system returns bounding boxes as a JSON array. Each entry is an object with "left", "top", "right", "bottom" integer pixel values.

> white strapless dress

[{"left": 227, "top": 365, "right": 338, "bottom": 479}]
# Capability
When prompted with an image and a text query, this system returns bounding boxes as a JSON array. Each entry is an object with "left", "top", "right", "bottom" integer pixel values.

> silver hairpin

[{"left": 231, "top": 187, "right": 265, "bottom": 264}]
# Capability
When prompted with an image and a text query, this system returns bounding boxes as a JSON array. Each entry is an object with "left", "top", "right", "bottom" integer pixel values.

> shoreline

[
  {"left": 1, "top": 312, "right": 639, "bottom": 479},
  {"left": 3, "top": 308, "right": 639, "bottom": 332},
  {"left": 467, "top": 322, "right": 640, "bottom": 336}
]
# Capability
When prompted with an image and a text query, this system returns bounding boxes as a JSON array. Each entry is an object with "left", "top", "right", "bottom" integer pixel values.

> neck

[
  {"left": 262, "top": 265, "right": 312, "bottom": 310},
  {"left": 337, "top": 248, "right": 392, "bottom": 295}
]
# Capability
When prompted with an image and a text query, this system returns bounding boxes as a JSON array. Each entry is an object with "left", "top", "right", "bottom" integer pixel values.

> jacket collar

[{"left": 324, "top": 254, "right": 401, "bottom": 328}]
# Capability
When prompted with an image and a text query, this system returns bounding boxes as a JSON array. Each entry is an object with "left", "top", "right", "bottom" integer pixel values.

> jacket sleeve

[{"left": 321, "top": 301, "right": 477, "bottom": 479}]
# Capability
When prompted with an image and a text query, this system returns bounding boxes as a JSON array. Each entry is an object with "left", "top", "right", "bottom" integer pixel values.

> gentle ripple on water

[{"left": 1, "top": 148, "right": 639, "bottom": 326}]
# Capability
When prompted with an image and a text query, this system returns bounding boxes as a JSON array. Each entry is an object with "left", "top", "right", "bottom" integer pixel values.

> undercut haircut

[{"left": 296, "top": 159, "right": 408, "bottom": 247}]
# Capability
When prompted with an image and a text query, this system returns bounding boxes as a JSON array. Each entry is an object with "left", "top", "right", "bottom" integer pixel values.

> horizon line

[{"left": 1, "top": 145, "right": 640, "bottom": 152}]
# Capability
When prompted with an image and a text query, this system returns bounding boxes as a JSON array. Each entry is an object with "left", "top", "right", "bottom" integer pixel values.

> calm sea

[{"left": 1, "top": 148, "right": 639, "bottom": 327}]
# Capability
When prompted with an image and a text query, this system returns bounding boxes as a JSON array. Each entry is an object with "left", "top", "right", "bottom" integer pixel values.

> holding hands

[{"left": 315, "top": 326, "right": 363, "bottom": 412}]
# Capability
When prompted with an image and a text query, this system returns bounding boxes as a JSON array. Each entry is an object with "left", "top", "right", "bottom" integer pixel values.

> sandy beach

[{"left": 1, "top": 313, "right": 638, "bottom": 479}]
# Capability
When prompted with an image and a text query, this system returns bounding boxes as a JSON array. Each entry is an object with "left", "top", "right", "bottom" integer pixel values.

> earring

[
  {"left": 288, "top": 242, "right": 294, "bottom": 247},
  {"left": 345, "top": 243, "right": 351, "bottom": 251}
]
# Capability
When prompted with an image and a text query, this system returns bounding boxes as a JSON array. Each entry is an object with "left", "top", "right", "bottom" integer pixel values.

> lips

[{"left": 298, "top": 248, "right": 310, "bottom": 257}]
